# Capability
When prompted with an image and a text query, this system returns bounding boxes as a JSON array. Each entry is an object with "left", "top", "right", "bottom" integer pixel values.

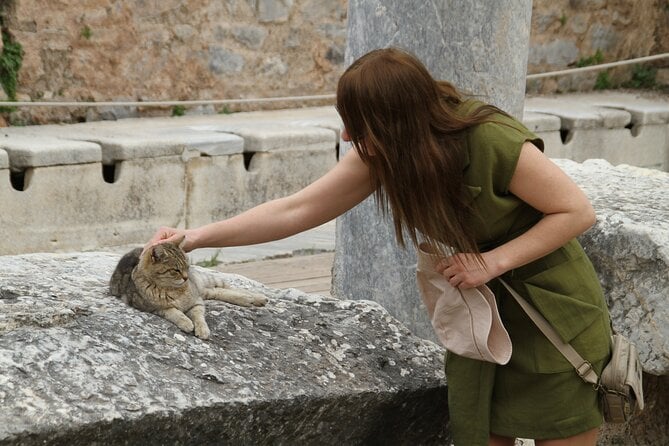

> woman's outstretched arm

[{"left": 146, "top": 148, "right": 374, "bottom": 252}]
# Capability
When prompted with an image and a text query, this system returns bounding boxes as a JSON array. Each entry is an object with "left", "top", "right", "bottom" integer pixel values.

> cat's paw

[
  {"left": 177, "top": 319, "right": 195, "bottom": 333},
  {"left": 194, "top": 323, "right": 210, "bottom": 340},
  {"left": 252, "top": 294, "right": 268, "bottom": 307}
]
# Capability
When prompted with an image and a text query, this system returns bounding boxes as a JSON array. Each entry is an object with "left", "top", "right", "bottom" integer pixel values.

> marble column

[{"left": 332, "top": 0, "right": 533, "bottom": 341}]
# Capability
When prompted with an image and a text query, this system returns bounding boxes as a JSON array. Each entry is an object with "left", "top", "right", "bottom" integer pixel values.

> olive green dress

[{"left": 445, "top": 101, "right": 612, "bottom": 444}]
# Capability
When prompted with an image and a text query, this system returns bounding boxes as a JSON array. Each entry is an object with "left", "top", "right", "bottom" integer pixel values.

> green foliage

[
  {"left": 576, "top": 49, "right": 604, "bottom": 68},
  {"left": 195, "top": 251, "right": 222, "bottom": 268},
  {"left": 623, "top": 64, "right": 657, "bottom": 89},
  {"left": 80, "top": 25, "right": 92, "bottom": 40},
  {"left": 594, "top": 71, "right": 612, "bottom": 90},
  {"left": 218, "top": 105, "right": 233, "bottom": 114},
  {"left": 559, "top": 14, "right": 567, "bottom": 26},
  {"left": 172, "top": 105, "right": 186, "bottom": 116},
  {"left": 0, "top": 31, "right": 24, "bottom": 101}
]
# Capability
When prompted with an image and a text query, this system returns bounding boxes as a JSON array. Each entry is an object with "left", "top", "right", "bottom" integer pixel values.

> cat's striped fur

[{"left": 109, "top": 238, "right": 267, "bottom": 339}]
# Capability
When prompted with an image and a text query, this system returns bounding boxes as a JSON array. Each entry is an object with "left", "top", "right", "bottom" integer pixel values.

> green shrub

[
  {"left": 623, "top": 64, "right": 657, "bottom": 89},
  {"left": 81, "top": 25, "right": 92, "bottom": 40},
  {"left": 0, "top": 31, "right": 23, "bottom": 101},
  {"left": 576, "top": 49, "right": 604, "bottom": 68},
  {"left": 594, "top": 71, "right": 612, "bottom": 90}
]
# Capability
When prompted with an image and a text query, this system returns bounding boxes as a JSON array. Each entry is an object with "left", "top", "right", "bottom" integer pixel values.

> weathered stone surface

[
  {"left": 0, "top": 252, "right": 449, "bottom": 445},
  {"left": 0, "top": 135, "right": 101, "bottom": 168}
]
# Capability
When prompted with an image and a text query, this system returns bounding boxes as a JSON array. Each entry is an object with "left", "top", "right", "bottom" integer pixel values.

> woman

[{"left": 147, "top": 48, "right": 611, "bottom": 445}]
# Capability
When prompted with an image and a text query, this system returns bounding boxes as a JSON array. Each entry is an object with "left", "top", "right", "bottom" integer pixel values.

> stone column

[{"left": 332, "top": 0, "right": 533, "bottom": 341}]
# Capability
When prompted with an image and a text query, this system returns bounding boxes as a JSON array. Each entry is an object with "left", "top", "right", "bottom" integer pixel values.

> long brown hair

[{"left": 336, "top": 47, "right": 504, "bottom": 260}]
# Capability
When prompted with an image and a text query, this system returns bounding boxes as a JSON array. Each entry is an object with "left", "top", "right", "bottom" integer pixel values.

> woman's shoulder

[{"left": 464, "top": 107, "right": 544, "bottom": 154}]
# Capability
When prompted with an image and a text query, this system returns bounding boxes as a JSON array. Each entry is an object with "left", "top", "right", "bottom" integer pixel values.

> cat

[{"left": 109, "top": 236, "right": 267, "bottom": 339}]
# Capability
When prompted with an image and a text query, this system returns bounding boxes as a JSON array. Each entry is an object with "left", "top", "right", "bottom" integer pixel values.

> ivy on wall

[{"left": 0, "top": 30, "right": 23, "bottom": 101}]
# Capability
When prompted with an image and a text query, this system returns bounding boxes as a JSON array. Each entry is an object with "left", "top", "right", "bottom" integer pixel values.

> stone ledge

[
  {"left": 0, "top": 135, "right": 102, "bottom": 168},
  {"left": 0, "top": 252, "right": 449, "bottom": 445}
]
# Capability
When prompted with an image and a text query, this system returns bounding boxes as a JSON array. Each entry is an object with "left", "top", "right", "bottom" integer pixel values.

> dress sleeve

[{"left": 466, "top": 115, "right": 544, "bottom": 195}]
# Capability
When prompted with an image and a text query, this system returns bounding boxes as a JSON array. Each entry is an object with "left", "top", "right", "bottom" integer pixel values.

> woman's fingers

[{"left": 143, "top": 227, "right": 181, "bottom": 253}]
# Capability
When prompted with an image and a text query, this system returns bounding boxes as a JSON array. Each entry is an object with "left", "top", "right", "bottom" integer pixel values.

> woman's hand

[
  {"left": 434, "top": 251, "right": 501, "bottom": 289},
  {"left": 144, "top": 226, "right": 195, "bottom": 252}
]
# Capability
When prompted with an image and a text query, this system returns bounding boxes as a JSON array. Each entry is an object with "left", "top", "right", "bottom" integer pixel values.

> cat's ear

[
  {"left": 151, "top": 243, "right": 166, "bottom": 262},
  {"left": 172, "top": 234, "right": 186, "bottom": 250}
]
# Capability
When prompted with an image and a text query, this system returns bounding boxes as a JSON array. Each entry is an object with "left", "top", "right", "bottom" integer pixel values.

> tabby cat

[{"left": 109, "top": 237, "right": 267, "bottom": 339}]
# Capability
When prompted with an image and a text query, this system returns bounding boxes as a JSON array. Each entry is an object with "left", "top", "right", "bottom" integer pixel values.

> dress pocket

[{"left": 503, "top": 240, "right": 612, "bottom": 373}]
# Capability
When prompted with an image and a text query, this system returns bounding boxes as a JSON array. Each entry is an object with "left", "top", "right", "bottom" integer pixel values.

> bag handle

[{"left": 498, "top": 278, "right": 599, "bottom": 386}]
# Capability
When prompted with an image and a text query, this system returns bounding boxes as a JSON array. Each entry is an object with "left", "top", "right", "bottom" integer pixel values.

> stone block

[
  {"left": 556, "top": 159, "right": 669, "bottom": 445},
  {"left": 191, "top": 122, "right": 336, "bottom": 153},
  {"left": 0, "top": 157, "right": 186, "bottom": 255},
  {"left": 0, "top": 134, "right": 101, "bottom": 168},
  {"left": 1, "top": 124, "right": 244, "bottom": 164},
  {"left": 185, "top": 154, "right": 250, "bottom": 228},
  {"left": 245, "top": 149, "right": 337, "bottom": 206},
  {"left": 555, "top": 159, "right": 669, "bottom": 375},
  {"left": 0, "top": 252, "right": 449, "bottom": 445},
  {"left": 525, "top": 94, "right": 669, "bottom": 170}
]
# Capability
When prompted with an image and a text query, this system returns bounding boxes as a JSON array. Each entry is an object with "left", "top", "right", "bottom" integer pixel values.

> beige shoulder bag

[{"left": 498, "top": 278, "right": 644, "bottom": 423}]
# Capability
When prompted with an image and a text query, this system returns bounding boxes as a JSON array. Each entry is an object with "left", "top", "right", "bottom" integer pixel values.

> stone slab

[
  {"left": 132, "top": 127, "right": 245, "bottom": 158},
  {"left": 0, "top": 252, "right": 449, "bottom": 445},
  {"left": 188, "top": 123, "right": 337, "bottom": 153},
  {"left": 0, "top": 123, "right": 244, "bottom": 163},
  {"left": 0, "top": 134, "right": 101, "bottom": 168},
  {"left": 522, "top": 110, "right": 561, "bottom": 133},
  {"left": 525, "top": 97, "right": 632, "bottom": 130},
  {"left": 576, "top": 92, "right": 669, "bottom": 126},
  {"left": 555, "top": 159, "right": 669, "bottom": 376}
]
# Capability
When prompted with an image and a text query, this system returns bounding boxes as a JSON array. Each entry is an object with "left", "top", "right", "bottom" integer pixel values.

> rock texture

[
  {"left": 0, "top": 253, "right": 448, "bottom": 445},
  {"left": 554, "top": 160, "right": 669, "bottom": 375},
  {"left": 554, "top": 159, "right": 669, "bottom": 446}
]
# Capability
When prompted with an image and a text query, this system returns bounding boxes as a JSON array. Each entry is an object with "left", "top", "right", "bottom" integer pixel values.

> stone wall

[
  {"left": 0, "top": 0, "right": 347, "bottom": 124},
  {"left": 527, "top": 0, "right": 669, "bottom": 93},
  {"left": 0, "top": 0, "right": 667, "bottom": 125}
]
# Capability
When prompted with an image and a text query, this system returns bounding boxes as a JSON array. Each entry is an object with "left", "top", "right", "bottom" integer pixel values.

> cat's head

[{"left": 139, "top": 236, "right": 190, "bottom": 287}]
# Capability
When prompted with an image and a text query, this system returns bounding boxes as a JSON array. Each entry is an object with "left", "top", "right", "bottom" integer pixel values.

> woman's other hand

[{"left": 435, "top": 251, "right": 501, "bottom": 289}]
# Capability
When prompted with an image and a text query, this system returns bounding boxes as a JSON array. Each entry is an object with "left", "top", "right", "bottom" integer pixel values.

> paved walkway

[{"left": 191, "top": 220, "right": 337, "bottom": 298}]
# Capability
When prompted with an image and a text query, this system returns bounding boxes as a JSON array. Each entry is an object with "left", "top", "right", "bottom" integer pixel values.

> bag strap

[{"left": 498, "top": 278, "right": 599, "bottom": 386}]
